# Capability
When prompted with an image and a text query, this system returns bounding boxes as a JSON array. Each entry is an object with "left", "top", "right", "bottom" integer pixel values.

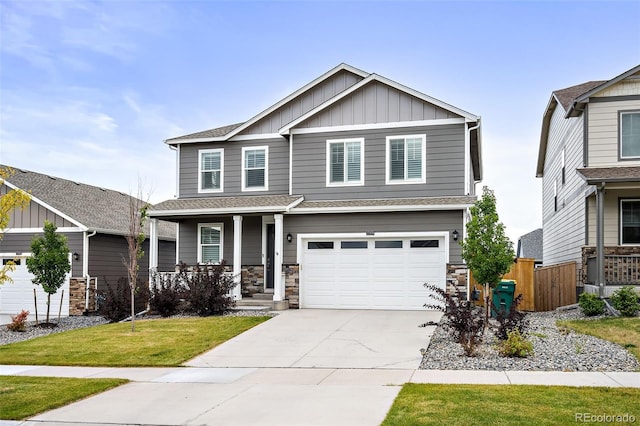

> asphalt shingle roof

[
  {"left": 150, "top": 195, "right": 304, "bottom": 215},
  {"left": 577, "top": 166, "right": 640, "bottom": 183},
  {"left": 166, "top": 122, "right": 245, "bottom": 142},
  {"left": 553, "top": 81, "right": 606, "bottom": 112},
  {"left": 2, "top": 165, "right": 176, "bottom": 239}
]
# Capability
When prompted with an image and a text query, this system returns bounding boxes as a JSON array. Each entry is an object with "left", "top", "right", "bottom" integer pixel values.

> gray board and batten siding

[
  {"left": 239, "top": 70, "right": 365, "bottom": 135},
  {"left": 295, "top": 81, "right": 459, "bottom": 129},
  {"left": 1, "top": 185, "right": 76, "bottom": 229},
  {"left": 292, "top": 124, "right": 466, "bottom": 200},
  {"left": 176, "top": 211, "right": 464, "bottom": 266}
]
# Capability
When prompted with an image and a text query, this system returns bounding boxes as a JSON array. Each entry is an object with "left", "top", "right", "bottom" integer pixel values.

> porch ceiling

[
  {"left": 577, "top": 166, "right": 640, "bottom": 184},
  {"left": 148, "top": 194, "right": 304, "bottom": 218}
]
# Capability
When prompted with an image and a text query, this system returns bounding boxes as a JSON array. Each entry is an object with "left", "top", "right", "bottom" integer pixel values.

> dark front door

[{"left": 266, "top": 224, "right": 275, "bottom": 291}]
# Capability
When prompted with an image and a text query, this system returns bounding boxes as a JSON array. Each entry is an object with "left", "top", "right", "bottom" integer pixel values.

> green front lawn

[
  {"left": 558, "top": 317, "right": 640, "bottom": 362},
  {"left": 0, "top": 375, "right": 128, "bottom": 420},
  {"left": 383, "top": 384, "right": 640, "bottom": 426},
  {"left": 0, "top": 315, "right": 270, "bottom": 367}
]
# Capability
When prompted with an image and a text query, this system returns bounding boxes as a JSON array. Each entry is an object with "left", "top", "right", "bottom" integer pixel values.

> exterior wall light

[
  {"left": 287, "top": 233, "right": 293, "bottom": 243},
  {"left": 73, "top": 252, "right": 80, "bottom": 261},
  {"left": 452, "top": 230, "right": 459, "bottom": 242}
]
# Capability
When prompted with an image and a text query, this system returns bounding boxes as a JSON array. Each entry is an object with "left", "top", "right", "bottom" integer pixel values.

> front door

[{"left": 266, "top": 224, "right": 275, "bottom": 291}]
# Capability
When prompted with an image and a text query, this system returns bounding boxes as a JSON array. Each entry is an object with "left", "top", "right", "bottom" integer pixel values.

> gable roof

[
  {"left": 536, "top": 64, "right": 640, "bottom": 177},
  {"left": 165, "top": 63, "right": 480, "bottom": 144},
  {"left": 1, "top": 165, "right": 176, "bottom": 239}
]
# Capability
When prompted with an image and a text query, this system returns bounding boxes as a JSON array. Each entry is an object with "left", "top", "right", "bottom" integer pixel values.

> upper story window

[
  {"left": 385, "top": 135, "right": 426, "bottom": 184},
  {"left": 621, "top": 199, "right": 640, "bottom": 244},
  {"left": 198, "top": 223, "right": 223, "bottom": 263},
  {"left": 326, "top": 138, "right": 364, "bottom": 186},
  {"left": 561, "top": 147, "right": 566, "bottom": 185},
  {"left": 620, "top": 111, "right": 640, "bottom": 159},
  {"left": 242, "top": 146, "right": 268, "bottom": 191},
  {"left": 198, "top": 149, "right": 223, "bottom": 193}
]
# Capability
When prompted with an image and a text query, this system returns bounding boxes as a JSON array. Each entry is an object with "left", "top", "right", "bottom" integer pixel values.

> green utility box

[{"left": 491, "top": 280, "right": 516, "bottom": 317}]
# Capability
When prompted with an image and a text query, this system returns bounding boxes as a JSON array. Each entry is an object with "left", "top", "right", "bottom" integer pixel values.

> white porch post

[
  {"left": 273, "top": 214, "right": 284, "bottom": 302},
  {"left": 149, "top": 218, "right": 158, "bottom": 273},
  {"left": 596, "top": 184, "right": 605, "bottom": 297},
  {"left": 233, "top": 215, "right": 243, "bottom": 301}
]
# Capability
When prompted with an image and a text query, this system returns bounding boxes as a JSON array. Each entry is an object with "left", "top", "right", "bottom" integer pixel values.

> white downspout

[
  {"left": 83, "top": 230, "right": 97, "bottom": 312},
  {"left": 289, "top": 134, "right": 293, "bottom": 195}
]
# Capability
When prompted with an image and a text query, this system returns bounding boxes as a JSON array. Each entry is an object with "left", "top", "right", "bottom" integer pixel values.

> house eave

[
  {"left": 288, "top": 204, "right": 475, "bottom": 215},
  {"left": 536, "top": 95, "right": 558, "bottom": 178}
]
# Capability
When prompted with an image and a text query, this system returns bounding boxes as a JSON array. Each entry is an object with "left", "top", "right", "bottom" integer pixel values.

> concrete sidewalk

[{"left": 3, "top": 365, "right": 639, "bottom": 426}]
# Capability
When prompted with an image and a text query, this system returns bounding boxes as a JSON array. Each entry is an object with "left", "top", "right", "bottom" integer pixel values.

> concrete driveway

[{"left": 186, "top": 309, "right": 441, "bottom": 369}]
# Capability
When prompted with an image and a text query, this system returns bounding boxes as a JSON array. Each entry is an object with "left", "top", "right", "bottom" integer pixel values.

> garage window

[
  {"left": 411, "top": 240, "right": 439, "bottom": 248},
  {"left": 2, "top": 258, "right": 20, "bottom": 265},
  {"left": 375, "top": 240, "right": 403, "bottom": 248},
  {"left": 308, "top": 241, "right": 334, "bottom": 249},
  {"left": 341, "top": 241, "right": 368, "bottom": 249}
]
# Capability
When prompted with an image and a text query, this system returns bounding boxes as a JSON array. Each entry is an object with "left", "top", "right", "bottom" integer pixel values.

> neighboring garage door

[
  {"left": 300, "top": 235, "right": 446, "bottom": 310},
  {"left": 0, "top": 255, "right": 70, "bottom": 324}
]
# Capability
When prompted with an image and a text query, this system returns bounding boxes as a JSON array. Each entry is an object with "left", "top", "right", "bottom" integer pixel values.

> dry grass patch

[
  {"left": 0, "top": 315, "right": 270, "bottom": 367},
  {"left": 558, "top": 317, "right": 640, "bottom": 362}
]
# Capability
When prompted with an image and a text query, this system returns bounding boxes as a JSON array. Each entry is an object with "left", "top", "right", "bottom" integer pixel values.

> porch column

[
  {"left": 149, "top": 218, "right": 158, "bottom": 272},
  {"left": 273, "top": 214, "right": 284, "bottom": 302},
  {"left": 233, "top": 215, "right": 243, "bottom": 301},
  {"left": 596, "top": 184, "right": 605, "bottom": 297}
]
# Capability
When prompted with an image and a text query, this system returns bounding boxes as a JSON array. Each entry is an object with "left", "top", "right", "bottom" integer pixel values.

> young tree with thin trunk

[
  {"left": 0, "top": 167, "right": 31, "bottom": 285},
  {"left": 460, "top": 186, "right": 514, "bottom": 331},
  {"left": 26, "top": 221, "right": 71, "bottom": 324},
  {"left": 123, "top": 188, "right": 150, "bottom": 332}
]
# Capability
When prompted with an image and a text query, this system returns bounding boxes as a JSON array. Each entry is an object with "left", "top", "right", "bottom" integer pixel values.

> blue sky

[{"left": 1, "top": 0, "right": 639, "bottom": 242}]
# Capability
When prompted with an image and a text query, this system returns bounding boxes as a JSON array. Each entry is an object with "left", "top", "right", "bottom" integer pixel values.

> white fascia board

[
  {"left": 164, "top": 133, "right": 285, "bottom": 145},
  {"left": 165, "top": 136, "right": 227, "bottom": 145},
  {"left": 3, "top": 227, "right": 85, "bottom": 234},
  {"left": 288, "top": 204, "right": 474, "bottom": 214},
  {"left": 289, "top": 118, "right": 466, "bottom": 135},
  {"left": 2, "top": 180, "right": 88, "bottom": 230},
  {"left": 225, "top": 64, "right": 370, "bottom": 140},
  {"left": 574, "top": 64, "right": 640, "bottom": 104},
  {"left": 148, "top": 206, "right": 295, "bottom": 217},
  {"left": 280, "top": 74, "right": 376, "bottom": 135}
]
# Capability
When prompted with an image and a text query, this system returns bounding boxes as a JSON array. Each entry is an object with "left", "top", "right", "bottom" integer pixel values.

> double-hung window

[
  {"left": 199, "top": 149, "right": 223, "bottom": 192},
  {"left": 326, "top": 138, "right": 364, "bottom": 186},
  {"left": 386, "top": 135, "right": 426, "bottom": 184},
  {"left": 621, "top": 200, "right": 640, "bottom": 244},
  {"left": 620, "top": 111, "right": 640, "bottom": 159},
  {"left": 198, "top": 223, "right": 223, "bottom": 263},
  {"left": 242, "top": 146, "right": 268, "bottom": 191}
]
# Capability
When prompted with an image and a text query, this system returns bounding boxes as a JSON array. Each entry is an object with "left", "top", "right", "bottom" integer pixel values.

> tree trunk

[
  {"left": 130, "top": 283, "right": 135, "bottom": 332},
  {"left": 46, "top": 292, "right": 51, "bottom": 323},
  {"left": 483, "top": 283, "right": 490, "bottom": 333}
]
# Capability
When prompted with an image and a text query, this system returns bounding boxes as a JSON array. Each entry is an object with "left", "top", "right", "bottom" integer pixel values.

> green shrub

[
  {"left": 610, "top": 287, "right": 640, "bottom": 317},
  {"left": 578, "top": 292, "right": 605, "bottom": 316},
  {"left": 497, "top": 329, "right": 534, "bottom": 358}
]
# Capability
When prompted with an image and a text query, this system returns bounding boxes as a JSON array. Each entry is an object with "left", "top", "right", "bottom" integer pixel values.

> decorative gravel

[
  {"left": 420, "top": 307, "right": 640, "bottom": 372},
  {"left": 0, "top": 309, "right": 275, "bottom": 346}
]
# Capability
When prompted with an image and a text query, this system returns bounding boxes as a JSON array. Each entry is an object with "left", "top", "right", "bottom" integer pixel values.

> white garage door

[
  {"left": 0, "top": 255, "right": 70, "bottom": 324},
  {"left": 300, "top": 235, "right": 446, "bottom": 310}
]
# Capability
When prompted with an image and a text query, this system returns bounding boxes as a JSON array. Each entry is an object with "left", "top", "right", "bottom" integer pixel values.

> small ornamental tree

[
  {"left": 0, "top": 167, "right": 31, "bottom": 285},
  {"left": 26, "top": 221, "right": 71, "bottom": 324},
  {"left": 461, "top": 187, "right": 515, "bottom": 331}
]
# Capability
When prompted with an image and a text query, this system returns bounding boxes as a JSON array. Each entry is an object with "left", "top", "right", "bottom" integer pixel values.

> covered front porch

[
  {"left": 578, "top": 166, "right": 640, "bottom": 296},
  {"left": 147, "top": 195, "right": 305, "bottom": 309}
]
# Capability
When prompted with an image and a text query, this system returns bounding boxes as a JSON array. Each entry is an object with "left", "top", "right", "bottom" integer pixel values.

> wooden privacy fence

[
  {"left": 470, "top": 259, "right": 578, "bottom": 311},
  {"left": 533, "top": 261, "right": 578, "bottom": 311}
]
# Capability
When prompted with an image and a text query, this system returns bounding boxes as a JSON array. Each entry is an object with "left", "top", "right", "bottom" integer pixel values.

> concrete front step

[{"left": 236, "top": 297, "right": 289, "bottom": 311}]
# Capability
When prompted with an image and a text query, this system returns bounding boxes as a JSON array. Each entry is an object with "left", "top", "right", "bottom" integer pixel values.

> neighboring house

[
  {"left": 0, "top": 166, "right": 176, "bottom": 323},
  {"left": 536, "top": 64, "right": 640, "bottom": 296},
  {"left": 517, "top": 228, "right": 542, "bottom": 265},
  {"left": 148, "top": 63, "right": 483, "bottom": 310}
]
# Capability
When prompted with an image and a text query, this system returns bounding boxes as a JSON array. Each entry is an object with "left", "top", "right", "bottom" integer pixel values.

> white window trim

[
  {"left": 197, "top": 222, "right": 224, "bottom": 264},
  {"left": 620, "top": 199, "right": 640, "bottom": 245},
  {"left": 325, "top": 137, "right": 365, "bottom": 187},
  {"left": 385, "top": 134, "right": 427, "bottom": 185},
  {"left": 198, "top": 148, "right": 224, "bottom": 193},
  {"left": 620, "top": 111, "right": 640, "bottom": 160},
  {"left": 241, "top": 146, "right": 269, "bottom": 192}
]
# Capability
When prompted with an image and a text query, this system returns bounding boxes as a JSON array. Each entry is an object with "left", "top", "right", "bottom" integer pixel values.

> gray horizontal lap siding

[
  {"left": 179, "top": 139, "right": 289, "bottom": 198},
  {"left": 0, "top": 232, "right": 84, "bottom": 276},
  {"left": 284, "top": 211, "right": 463, "bottom": 264},
  {"left": 177, "top": 216, "right": 263, "bottom": 266},
  {"left": 292, "top": 124, "right": 465, "bottom": 200}
]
